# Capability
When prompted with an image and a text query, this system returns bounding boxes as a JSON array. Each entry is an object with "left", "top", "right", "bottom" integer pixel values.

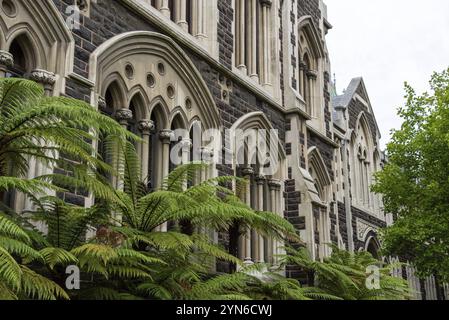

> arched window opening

[
  {"left": 366, "top": 237, "right": 380, "bottom": 260},
  {"left": 169, "top": 114, "right": 186, "bottom": 173},
  {"left": 7, "top": 35, "right": 35, "bottom": 78}
]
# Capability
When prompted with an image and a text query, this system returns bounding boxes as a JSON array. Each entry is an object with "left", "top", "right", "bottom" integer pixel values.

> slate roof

[{"left": 332, "top": 77, "right": 364, "bottom": 109}]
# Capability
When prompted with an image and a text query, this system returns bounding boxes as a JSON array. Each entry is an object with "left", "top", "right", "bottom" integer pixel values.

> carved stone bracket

[
  {"left": 29, "top": 69, "right": 56, "bottom": 91},
  {"left": 0, "top": 50, "right": 14, "bottom": 68},
  {"left": 356, "top": 218, "right": 378, "bottom": 241},
  {"left": 159, "top": 129, "right": 174, "bottom": 144},
  {"left": 268, "top": 179, "right": 282, "bottom": 191},
  {"left": 138, "top": 120, "right": 155, "bottom": 135},
  {"left": 115, "top": 108, "right": 133, "bottom": 126}
]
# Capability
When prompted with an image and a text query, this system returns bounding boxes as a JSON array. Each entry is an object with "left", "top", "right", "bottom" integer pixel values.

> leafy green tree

[
  {"left": 280, "top": 246, "right": 411, "bottom": 300},
  {"left": 372, "top": 69, "right": 449, "bottom": 282}
]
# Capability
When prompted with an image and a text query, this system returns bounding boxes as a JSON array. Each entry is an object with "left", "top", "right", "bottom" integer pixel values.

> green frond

[
  {"left": 0, "top": 237, "right": 42, "bottom": 262},
  {"left": 19, "top": 266, "right": 69, "bottom": 300},
  {"left": 72, "top": 244, "right": 118, "bottom": 266},
  {"left": 40, "top": 247, "right": 79, "bottom": 270},
  {"left": 0, "top": 213, "right": 30, "bottom": 243},
  {"left": 137, "top": 282, "right": 173, "bottom": 300},
  {"left": 0, "top": 246, "right": 22, "bottom": 290}
]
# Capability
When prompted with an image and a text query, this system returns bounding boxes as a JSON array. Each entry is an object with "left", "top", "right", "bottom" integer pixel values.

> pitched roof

[{"left": 332, "top": 77, "right": 364, "bottom": 109}]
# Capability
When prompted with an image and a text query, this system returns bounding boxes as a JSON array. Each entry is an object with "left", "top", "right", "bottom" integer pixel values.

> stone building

[{"left": 0, "top": 0, "right": 445, "bottom": 299}]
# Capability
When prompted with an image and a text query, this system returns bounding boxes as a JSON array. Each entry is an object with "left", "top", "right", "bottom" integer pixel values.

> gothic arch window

[
  {"left": 234, "top": 0, "right": 273, "bottom": 87},
  {"left": 297, "top": 17, "right": 324, "bottom": 118},
  {"left": 351, "top": 113, "right": 375, "bottom": 209},
  {"left": 365, "top": 235, "right": 381, "bottom": 260},
  {"left": 0, "top": 0, "right": 74, "bottom": 93},
  {"left": 307, "top": 147, "right": 332, "bottom": 259},
  {"left": 7, "top": 34, "right": 35, "bottom": 77},
  {"left": 230, "top": 112, "right": 286, "bottom": 266}
]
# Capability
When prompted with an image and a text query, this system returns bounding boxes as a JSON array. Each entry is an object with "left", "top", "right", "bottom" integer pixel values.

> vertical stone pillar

[
  {"left": 260, "top": 0, "right": 272, "bottom": 87},
  {"left": 236, "top": 0, "right": 247, "bottom": 74},
  {"left": 160, "top": 0, "right": 171, "bottom": 18},
  {"left": 306, "top": 70, "right": 317, "bottom": 115},
  {"left": 242, "top": 167, "right": 254, "bottom": 265},
  {"left": 176, "top": 0, "right": 189, "bottom": 31},
  {"left": 138, "top": 120, "right": 155, "bottom": 182},
  {"left": 268, "top": 179, "right": 281, "bottom": 264},
  {"left": 0, "top": 50, "right": 13, "bottom": 78},
  {"left": 256, "top": 174, "right": 266, "bottom": 263},
  {"left": 247, "top": 0, "right": 258, "bottom": 81},
  {"left": 158, "top": 129, "right": 173, "bottom": 231},
  {"left": 299, "top": 62, "right": 306, "bottom": 96}
]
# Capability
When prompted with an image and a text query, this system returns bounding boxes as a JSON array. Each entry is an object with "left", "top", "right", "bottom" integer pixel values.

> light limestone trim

[
  {"left": 120, "top": 0, "right": 289, "bottom": 114},
  {"left": 89, "top": 31, "right": 222, "bottom": 130}
]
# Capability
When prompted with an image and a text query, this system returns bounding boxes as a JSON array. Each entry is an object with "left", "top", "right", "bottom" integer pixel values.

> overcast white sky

[{"left": 325, "top": 0, "right": 449, "bottom": 148}]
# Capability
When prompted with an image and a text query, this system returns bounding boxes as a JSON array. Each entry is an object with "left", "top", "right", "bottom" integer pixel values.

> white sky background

[{"left": 325, "top": 0, "right": 449, "bottom": 148}]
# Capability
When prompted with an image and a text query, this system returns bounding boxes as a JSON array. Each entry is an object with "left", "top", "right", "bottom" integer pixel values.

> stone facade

[{"left": 1, "top": 0, "right": 442, "bottom": 299}]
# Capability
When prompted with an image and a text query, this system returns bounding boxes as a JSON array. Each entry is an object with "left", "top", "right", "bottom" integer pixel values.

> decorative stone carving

[
  {"left": 200, "top": 146, "right": 214, "bottom": 161},
  {"left": 180, "top": 138, "right": 193, "bottom": 150},
  {"left": 159, "top": 129, "right": 174, "bottom": 144},
  {"left": 0, "top": 50, "right": 14, "bottom": 68},
  {"left": 255, "top": 174, "right": 266, "bottom": 185},
  {"left": 259, "top": 0, "right": 272, "bottom": 8},
  {"left": 114, "top": 108, "right": 133, "bottom": 126},
  {"left": 241, "top": 167, "right": 255, "bottom": 177},
  {"left": 138, "top": 120, "right": 155, "bottom": 135},
  {"left": 29, "top": 69, "right": 56, "bottom": 86},
  {"left": 98, "top": 96, "right": 107, "bottom": 110},
  {"left": 356, "top": 218, "right": 377, "bottom": 241},
  {"left": 268, "top": 179, "right": 282, "bottom": 190},
  {"left": 306, "top": 70, "right": 318, "bottom": 80}
]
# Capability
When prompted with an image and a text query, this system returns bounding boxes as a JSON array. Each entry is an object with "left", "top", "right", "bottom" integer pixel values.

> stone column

[
  {"left": 176, "top": 0, "right": 189, "bottom": 31},
  {"left": 256, "top": 174, "right": 266, "bottom": 263},
  {"left": 247, "top": 0, "right": 258, "bottom": 81},
  {"left": 160, "top": 0, "right": 171, "bottom": 18},
  {"left": 299, "top": 62, "right": 307, "bottom": 95},
  {"left": 30, "top": 69, "right": 56, "bottom": 96},
  {"left": 158, "top": 129, "right": 173, "bottom": 232},
  {"left": 138, "top": 120, "right": 155, "bottom": 182},
  {"left": 260, "top": 0, "right": 272, "bottom": 87},
  {"left": 236, "top": 0, "right": 247, "bottom": 74},
  {"left": 268, "top": 179, "right": 281, "bottom": 264},
  {"left": 306, "top": 70, "right": 317, "bottom": 115},
  {"left": 242, "top": 167, "right": 254, "bottom": 265},
  {"left": 0, "top": 50, "right": 13, "bottom": 78},
  {"left": 114, "top": 109, "right": 133, "bottom": 190}
]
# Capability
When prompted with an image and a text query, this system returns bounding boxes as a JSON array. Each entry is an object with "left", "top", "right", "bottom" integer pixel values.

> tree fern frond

[
  {"left": 40, "top": 247, "right": 78, "bottom": 270},
  {"left": 19, "top": 266, "right": 69, "bottom": 300}
]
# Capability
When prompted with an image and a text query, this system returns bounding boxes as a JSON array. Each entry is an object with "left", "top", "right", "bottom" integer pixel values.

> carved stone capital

[
  {"left": 299, "top": 62, "right": 308, "bottom": 71},
  {"left": 241, "top": 166, "right": 255, "bottom": 178},
  {"left": 260, "top": 0, "right": 272, "bottom": 8},
  {"left": 0, "top": 50, "right": 14, "bottom": 68},
  {"left": 114, "top": 108, "right": 133, "bottom": 125},
  {"left": 138, "top": 120, "right": 155, "bottom": 135},
  {"left": 268, "top": 179, "right": 282, "bottom": 190},
  {"left": 159, "top": 129, "right": 174, "bottom": 144},
  {"left": 306, "top": 70, "right": 318, "bottom": 80},
  {"left": 255, "top": 174, "right": 266, "bottom": 185},
  {"left": 201, "top": 146, "right": 214, "bottom": 160},
  {"left": 29, "top": 69, "right": 57, "bottom": 87},
  {"left": 98, "top": 96, "right": 107, "bottom": 110},
  {"left": 180, "top": 138, "right": 193, "bottom": 150}
]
